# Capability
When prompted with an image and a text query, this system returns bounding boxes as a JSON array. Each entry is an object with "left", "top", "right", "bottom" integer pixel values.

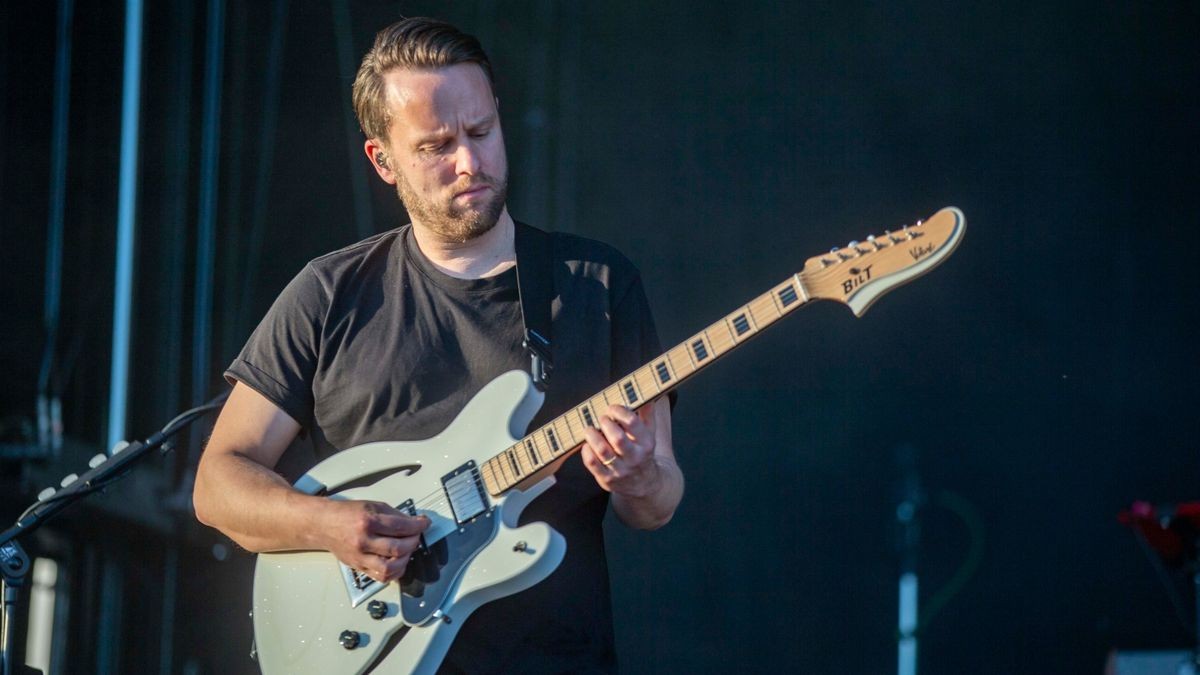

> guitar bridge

[
  {"left": 337, "top": 465, "right": 494, "bottom": 611},
  {"left": 339, "top": 563, "right": 384, "bottom": 608},
  {"left": 337, "top": 498, "right": 421, "bottom": 608}
]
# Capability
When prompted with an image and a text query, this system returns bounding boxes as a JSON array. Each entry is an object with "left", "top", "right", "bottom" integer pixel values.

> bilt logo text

[{"left": 842, "top": 265, "right": 874, "bottom": 295}]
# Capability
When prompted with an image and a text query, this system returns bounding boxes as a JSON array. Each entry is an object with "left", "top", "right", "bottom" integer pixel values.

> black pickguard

[{"left": 398, "top": 509, "right": 497, "bottom": 625}]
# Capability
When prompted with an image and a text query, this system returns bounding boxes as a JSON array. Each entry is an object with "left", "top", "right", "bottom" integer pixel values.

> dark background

[{"left": 2, "top": 1, "right": 1197, "bottom": 673}]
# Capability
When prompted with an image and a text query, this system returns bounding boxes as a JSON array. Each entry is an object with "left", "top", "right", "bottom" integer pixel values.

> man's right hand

[
  {"left": 321, "top": 500, "right": 431, "bottom": 583},
  {"left": 195, "top": 383, "right": 434, "bottom": 580}
]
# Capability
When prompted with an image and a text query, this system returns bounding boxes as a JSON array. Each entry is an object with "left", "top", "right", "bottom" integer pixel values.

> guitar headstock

[{"left": 800, "top": 207, "right": 965, "bottom": 316}]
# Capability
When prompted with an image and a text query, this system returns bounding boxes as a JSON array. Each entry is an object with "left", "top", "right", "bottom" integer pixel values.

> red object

[{"left": 1119, "top": 501, "right": 1200, "bottom": 567}]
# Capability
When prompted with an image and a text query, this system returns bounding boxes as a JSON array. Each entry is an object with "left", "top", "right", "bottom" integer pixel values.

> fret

[
  {"left": 705, "top": 323, "right": 736, "bottom": 355},
  {"left": 767, "top": 285, "right": 786, "bottom": 313},
  {"left": 524, "top": 438, "right": 541, "bottom": 466},
  {"left": 495, "top": 453, "right": 514, "bottom": 485},
  {"left": 505, "top": 448, "right": 524, "bottom": 477},
  {"left": 750, "top": 292, "right": 781, "bottom": 321},
  {"left": 531, "top": 433, "right": 552, "bottom": 465},
  {"left": 503, "top": 445, "right": 521, "bottom": 475},
  {"left": 481, "top": 461, "right": 500, "bottom": 494},
  {"left": 633, "top": 366, "right": 660, "bottom": 397},
  {"left": 486, "top": 456, "right": 504, "bottom": 487},
  {"left": 513, "top": 443, "right": 535, "bottom": 474},
  {"left": 620, "top": 378, "right": 642, "bottom": 406},
  {"left": 689, "top": 335, "right": 711, "bottom": 363},
  {"left": 561, "top": 412, "right": 585, "bottom": 442},
  {"left": 669, "top": 345, "right": 695, "bottom": 376},
  {"left": 481, "top": 460, "right": 498, "bottom": 492},
  {"left": 780, "top": 284, "right": 800, "bottom": 307},
  {"left": 724, "top": 309, "right": 744, "bottom": 336},
  {"left": 746, "top": 299, "right": 768, "bottom": 324},
  {"left": 777, "top": 277, "right": 806, "bottom": 309},
  {"left": 589, "top": 395, "right": 610, "bottom": 420},
  {"left": 726, "top": 305, "right": 757, "bottom": 343},
  {"left": 602, "top": 384, "right": 623, "bottom": 410},
  {"left": 580, "top": 403, "right": 596, "bottom": 429},
  {"left": 654, "top": 359, "right": 673, "bottom": 386},
  {"left": 552, "top": 417, "right": 577, "bottom": 451}
]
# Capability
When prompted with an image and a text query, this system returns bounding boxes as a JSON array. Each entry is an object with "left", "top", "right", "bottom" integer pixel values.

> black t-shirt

[{"left": 227, "top": 222, "right": 664, "bottom": 673}]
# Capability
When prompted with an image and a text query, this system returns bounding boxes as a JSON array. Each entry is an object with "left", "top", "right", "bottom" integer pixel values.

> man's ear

[{"left": 364, "top": 138, "right": 396, "bottom": 184}]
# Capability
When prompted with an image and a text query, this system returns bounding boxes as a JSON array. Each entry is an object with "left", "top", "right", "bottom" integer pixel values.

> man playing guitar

[{"left": 192, "top": 16, "right": 684, "bottom": 674}]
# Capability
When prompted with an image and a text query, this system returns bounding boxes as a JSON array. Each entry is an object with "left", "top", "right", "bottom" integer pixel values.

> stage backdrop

[{"left": 1, "top": 1, "right": 1196, "bottom": 673}]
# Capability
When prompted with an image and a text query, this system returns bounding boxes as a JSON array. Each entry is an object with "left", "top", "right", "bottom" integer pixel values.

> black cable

[{"left": 897, "top": 490, "right": 986, "bottom": 640}]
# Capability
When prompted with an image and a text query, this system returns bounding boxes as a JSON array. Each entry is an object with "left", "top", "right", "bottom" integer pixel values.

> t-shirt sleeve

[
  {"left": 610, "top": 272, "right": 678, "bottom": 409},
  {"left": 225, "top": 264, "right": 327, "bottom": 429}
]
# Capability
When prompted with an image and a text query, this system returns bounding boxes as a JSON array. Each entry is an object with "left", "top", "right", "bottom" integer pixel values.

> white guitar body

[{"left": 253, "top": 370, "right": 566, "bottom": 674}]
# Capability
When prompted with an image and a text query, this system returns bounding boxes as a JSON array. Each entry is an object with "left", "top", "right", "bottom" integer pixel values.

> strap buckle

[{"left": 523, "top": 329, "right": 552, "bottom": 392}]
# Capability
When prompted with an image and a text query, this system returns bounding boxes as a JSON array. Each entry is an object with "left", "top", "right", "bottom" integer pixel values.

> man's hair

[{"left": 352, "top": 17, "right": 495, "bottom": 141}]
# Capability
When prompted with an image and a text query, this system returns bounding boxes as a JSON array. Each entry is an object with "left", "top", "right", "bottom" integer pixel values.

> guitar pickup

[{"left": 442, "top": 462, "right": 489, "bottom": 524}]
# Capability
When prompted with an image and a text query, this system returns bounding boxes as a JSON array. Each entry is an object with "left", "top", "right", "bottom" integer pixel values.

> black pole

[
  {"left": 37, "top": 0, "right": 75, "bottom": 458},
  {"left": 1194, "top": 536, "right": 1199, "bottom": 670}
]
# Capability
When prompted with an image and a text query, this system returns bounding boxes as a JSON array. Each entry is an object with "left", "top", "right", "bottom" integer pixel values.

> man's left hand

[{"left": 581, "top": 404, "right": 663, "bottom": 497}]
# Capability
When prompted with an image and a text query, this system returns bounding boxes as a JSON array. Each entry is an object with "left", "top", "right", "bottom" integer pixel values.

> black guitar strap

[{"left": 513, "top": 222, "right": 554, "bottom": 391}]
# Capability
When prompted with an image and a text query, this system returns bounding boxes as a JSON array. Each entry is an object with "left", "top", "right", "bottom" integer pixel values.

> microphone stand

[
  {"left": 895, "top": 443, "right": 923, "bottom": 675},
  {"left": 0, "top": 391, "right": 229, "bottom": 675}
]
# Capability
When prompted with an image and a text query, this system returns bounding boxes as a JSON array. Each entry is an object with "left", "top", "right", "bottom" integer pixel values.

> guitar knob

[
  {"left": 367, "top": 600, "right": 387, "bottom": 620},
  {"left": 339, "top": 630, "right": 362, "bottom": 650}
]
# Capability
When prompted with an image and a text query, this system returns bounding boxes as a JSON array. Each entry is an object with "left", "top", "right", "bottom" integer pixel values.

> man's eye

[{"left": 420, "top": 142, "right": 448, "bottom": 153}]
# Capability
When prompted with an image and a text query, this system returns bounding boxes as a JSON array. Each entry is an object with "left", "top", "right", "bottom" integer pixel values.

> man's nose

[{"left": 454, "top": 141, "right": 480, "bottom": 176}]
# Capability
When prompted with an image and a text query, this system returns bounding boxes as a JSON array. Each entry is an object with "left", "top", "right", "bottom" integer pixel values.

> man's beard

[{"left": 395, "top": 172, "right": 508, "bottom": 243}]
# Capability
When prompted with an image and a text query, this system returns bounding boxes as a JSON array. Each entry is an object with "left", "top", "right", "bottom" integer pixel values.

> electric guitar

[{"left": 251, "top": 207, "right": 967, "bottom": 674}]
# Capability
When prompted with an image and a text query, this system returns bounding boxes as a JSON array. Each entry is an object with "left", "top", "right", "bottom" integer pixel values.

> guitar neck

[{"left": 480, "top": 273, "right": 812, "bottom": 496}]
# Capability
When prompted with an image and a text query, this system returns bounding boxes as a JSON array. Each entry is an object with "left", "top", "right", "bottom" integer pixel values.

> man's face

[{"left": 375, "top": 63, "right": 508, "bottom": 242}]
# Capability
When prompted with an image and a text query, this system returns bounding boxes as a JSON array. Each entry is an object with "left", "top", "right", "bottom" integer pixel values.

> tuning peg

[
  {"left": 88, "top": 453, "right": 107, "bottom": 468},
  {"left": 820, "top": 257, "right": 837, "bottom": 267},
  {"left": 848, "top": 240, "right": 859, "bottom": 248},
  {"left": 110, "top": 440, "right": 130, "bottom": 455},
  {"left": 38, "top": 487, "right": 56, "bottom": 501},
  {"left": 60, "top": 473, "right": 78, "bottom": 488}
]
